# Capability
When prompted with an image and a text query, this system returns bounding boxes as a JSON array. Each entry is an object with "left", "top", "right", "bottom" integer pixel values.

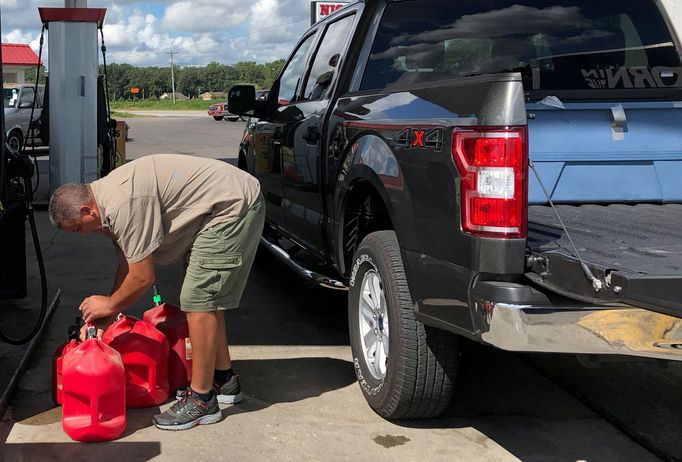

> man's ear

[{"left": 79, "top": 204, "right": 94, "bottom": 217}]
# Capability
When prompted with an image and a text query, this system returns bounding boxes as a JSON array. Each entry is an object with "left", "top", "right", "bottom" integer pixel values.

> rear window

[{"left": 361, "top": 0, "right": 682, "bottom": 96}]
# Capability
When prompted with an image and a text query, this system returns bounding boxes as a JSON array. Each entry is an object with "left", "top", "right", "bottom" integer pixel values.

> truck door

[
  {"left": 252, "top": 31, "right": 317, "bottom": 228},
  {"left": 275, "top": 12, "right": 356, "bottom": 256}
]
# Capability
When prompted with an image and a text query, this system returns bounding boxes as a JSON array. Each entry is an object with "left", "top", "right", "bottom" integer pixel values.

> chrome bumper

[{"left": 479, "top": 302, "right": 682, "bottom": 361}]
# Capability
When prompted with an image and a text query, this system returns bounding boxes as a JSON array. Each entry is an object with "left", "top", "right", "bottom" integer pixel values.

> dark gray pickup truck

[{"left": 229, "top": 0, "right": 682, "bottom": 419}]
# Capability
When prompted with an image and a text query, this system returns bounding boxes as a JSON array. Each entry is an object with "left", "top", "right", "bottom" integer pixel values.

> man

[{"left": 48, "top": 154, "right": 264, "bottom": 431}]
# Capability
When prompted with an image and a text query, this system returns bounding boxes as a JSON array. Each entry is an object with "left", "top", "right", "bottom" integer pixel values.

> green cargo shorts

[{"left": 180, "top": 196, "right": 265, "bottom": 312}]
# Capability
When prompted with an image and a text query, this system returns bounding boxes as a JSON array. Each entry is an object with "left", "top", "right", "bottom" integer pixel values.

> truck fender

[{"left": 333, "top": 133, "right": 416, "bottom": 275}]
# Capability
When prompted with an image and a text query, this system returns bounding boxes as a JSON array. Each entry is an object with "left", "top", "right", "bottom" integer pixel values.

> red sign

[
  {"left": 311, "top": 1, "right": 348, "bottom": 24},
  {"left": 130, "top": 87, "right": 140, "bottom": 94}
]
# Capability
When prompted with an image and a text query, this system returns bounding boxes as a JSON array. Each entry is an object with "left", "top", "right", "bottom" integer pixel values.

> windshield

[
  {"left": 361, "top": 0, "right": 682, "bottom": 97},
  {"left": 3, "top": 88, "right": 18, "bottom": 108}
]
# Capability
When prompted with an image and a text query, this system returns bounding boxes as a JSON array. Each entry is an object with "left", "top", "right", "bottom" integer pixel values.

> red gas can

[
  {"left": 103, "top": 316, "right": 169, "bottom": 408},
  {"left": 52, "top": 339, "right": 79, "bottom": 405},
  {"left": 62, "top": 333, "right": 126, "bottom": 442},
  {"left": 143, "top": 302, "right": 192, "bottom": 393}
]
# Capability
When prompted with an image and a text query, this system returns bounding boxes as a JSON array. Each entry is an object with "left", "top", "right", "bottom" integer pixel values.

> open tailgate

[{"left": 526, "top": 203, "right": 682, "bottom": 317}]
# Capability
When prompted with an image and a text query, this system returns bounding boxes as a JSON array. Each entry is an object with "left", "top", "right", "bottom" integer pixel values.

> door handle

[{"left": 303, "top": 126, "right": 320, "bottom": 144}]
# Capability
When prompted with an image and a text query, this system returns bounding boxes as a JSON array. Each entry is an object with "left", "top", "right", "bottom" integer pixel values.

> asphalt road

[{"left": 2, "top": 112, "right": 681, "bottom": 461}]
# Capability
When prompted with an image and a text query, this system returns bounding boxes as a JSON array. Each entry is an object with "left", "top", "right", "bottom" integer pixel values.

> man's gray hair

[{"left": 48, "top": 183, "right": 92, "bottom": 227}]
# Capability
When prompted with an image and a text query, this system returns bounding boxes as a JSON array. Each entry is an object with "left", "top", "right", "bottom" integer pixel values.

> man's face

[{"left": 61, "top": 206, "right": 102, "bottom": 236}]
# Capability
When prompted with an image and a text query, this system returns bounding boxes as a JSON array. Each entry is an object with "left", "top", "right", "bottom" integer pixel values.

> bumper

[{"left": 478, "top": 302, "right": 682, "bottom": 361}]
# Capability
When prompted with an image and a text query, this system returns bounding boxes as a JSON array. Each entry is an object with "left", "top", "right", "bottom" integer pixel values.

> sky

[{"left": 0, "top": 0, "right": 318, "bottom": 67}]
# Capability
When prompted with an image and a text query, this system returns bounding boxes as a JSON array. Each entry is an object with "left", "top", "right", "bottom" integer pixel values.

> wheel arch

[{"left": 334, "top": 133, "right": 416, "bottom": 277}]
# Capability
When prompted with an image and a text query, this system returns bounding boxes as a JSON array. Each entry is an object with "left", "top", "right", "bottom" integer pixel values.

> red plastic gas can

[
  {"left": 52, "top": 339, "right": 79, "bottom": 405},
  {"left": 103, "top": 316, "right": 169, "bottom": 408},
  {"left": 62, "top": 336, "right": 126, "bottom": 442},
  {"left": 143, "top": 303, "right": 192, "bottom": 393}
]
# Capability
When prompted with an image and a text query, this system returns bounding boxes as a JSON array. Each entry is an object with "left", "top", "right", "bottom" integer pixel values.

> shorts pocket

[{"left": 196, "top": 254, "right": 242, "bottom": 269}]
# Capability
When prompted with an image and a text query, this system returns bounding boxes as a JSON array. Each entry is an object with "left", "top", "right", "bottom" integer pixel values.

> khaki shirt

[{"left": 89, "top": 154, "right": 261, "bottom": 264}]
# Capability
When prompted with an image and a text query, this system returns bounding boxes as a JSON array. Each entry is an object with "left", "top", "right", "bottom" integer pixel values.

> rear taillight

[{"left": 452, "top": 127, "right": 527, "bottom": 238}]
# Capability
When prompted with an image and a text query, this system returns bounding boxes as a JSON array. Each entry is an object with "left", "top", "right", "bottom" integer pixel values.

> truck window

[
  {"left": 303, "top": 14, "right": 355, "bottom": 101},
  {"left": 19, "top": 88, "right": 35, "bottom": 108},
  {"left": 278, "top": 33, "right": 317, "bottom": 105},
  {"left": 360, "top": 0, "right": 682, "bottom": 96},
  {"left": 3, "top": 88, "right": 18, "bottom": 108}
]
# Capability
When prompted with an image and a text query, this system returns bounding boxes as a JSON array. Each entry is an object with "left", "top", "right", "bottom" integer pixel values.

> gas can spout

[
  {"left": 152, "top": 284, "right": 162, "bottom": 306},
  {"left": 86, "top": 325, "right": 97, "bottom": 339}
]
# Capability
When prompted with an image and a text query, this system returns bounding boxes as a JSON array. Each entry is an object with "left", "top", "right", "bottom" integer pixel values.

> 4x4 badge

[{"left": 396, "top": 127, "right": 443, "bottom": 151}]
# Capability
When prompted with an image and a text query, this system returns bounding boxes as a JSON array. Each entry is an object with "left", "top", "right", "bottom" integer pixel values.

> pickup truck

[
  {"left": 229, "top": 0, "right": 682, "bottom": 420},
  {"left": 3, "top": 83, "right": 44, "bottom": 154}
]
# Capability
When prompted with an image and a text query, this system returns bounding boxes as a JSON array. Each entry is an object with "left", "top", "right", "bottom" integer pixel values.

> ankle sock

[
  {"left": 214, "top": 367, "right": 234, "bottom": 384},
  {"left": 190, "top": 387, "right": 214, "bottom": 402}
]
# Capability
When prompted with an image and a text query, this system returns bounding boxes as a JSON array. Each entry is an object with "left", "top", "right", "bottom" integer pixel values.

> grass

[
  {"left": 111, "top": 110, "right": 146, "bottom": 118},
  {"left": 109, "top": 99, "right": 218, "bottom": 111}
]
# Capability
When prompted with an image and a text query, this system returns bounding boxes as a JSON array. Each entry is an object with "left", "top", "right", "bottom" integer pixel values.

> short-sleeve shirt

[{"left": 89, "top": 154, "right": 261, "bottom": 265}]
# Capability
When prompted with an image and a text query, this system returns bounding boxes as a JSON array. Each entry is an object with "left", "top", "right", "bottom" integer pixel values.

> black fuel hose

[{"left": 0, "top": 174, "right": 48, "bottom": 345}]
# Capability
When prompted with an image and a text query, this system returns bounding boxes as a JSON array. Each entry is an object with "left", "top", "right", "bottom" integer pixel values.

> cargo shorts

[{"left": 180, "top": 195, "right": 265, "bottom": 312}]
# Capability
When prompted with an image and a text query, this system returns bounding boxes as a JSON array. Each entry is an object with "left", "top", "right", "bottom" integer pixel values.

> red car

[{"left": 208, "top": 89, "right": 269, "bottom": 122}]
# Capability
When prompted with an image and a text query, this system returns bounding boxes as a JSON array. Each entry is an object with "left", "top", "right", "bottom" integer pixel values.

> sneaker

[
  {"left": 176, "top": 375, "right": 243, "bottom": 404},
  {"left": 215, "top": 374, "right": 243, "bottom": 404},
  {"left": 153, "top": 389, "right": 222, "bottom": 431}
]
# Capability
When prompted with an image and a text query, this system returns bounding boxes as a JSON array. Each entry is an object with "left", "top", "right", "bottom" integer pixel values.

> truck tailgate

[{"left": 527, "top": 204, "right": 682, "bottom": 316}]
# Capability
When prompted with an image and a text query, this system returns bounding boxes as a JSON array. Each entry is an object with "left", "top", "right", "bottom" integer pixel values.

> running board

[{"left": 260, "top": 236, "right": 348, "bottom": 291}]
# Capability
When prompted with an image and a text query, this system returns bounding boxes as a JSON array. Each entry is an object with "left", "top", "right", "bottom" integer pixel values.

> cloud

[{"left": 0, "top": 0, "right": 314, "bottom": 66}]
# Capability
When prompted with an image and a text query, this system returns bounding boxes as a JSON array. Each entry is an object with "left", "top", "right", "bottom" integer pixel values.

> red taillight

[{"left": 452, "top": 127, "right": 527, "bottom": 238}]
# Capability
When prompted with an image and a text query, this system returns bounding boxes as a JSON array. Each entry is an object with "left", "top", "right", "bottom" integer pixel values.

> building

[
  {"left": 2, "top": 44, "right": 42, "bottom": 84},
  {"left": 199, "top": 91, "right": 226, "bottom": 100},
  {"left": 160, "top": 92, "right": 189, "bottom": 101}
]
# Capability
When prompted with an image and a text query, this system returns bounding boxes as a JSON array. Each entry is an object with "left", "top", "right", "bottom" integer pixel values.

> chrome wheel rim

[
  {"left": 7, "top": 135, "right": 20, "bottom": 154},
  {"left": 358, "top": 269, "right": 389, "bottom": 380}
]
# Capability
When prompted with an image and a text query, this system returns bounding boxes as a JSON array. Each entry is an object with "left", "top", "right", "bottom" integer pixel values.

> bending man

[{"left": 48, "top": 154, "right": 264, "bottom": 431}]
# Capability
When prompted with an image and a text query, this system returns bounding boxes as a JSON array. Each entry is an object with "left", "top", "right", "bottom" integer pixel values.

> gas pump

[
  {"left": 0, "top": 8, "right": 49, "bottom": 345},
  {"left": 0, "top": 2, "right": 117, "bottom": 345}
]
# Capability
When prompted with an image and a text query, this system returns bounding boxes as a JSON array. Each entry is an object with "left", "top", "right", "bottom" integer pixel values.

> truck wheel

[
  {"left": 6, "top": 130, "right": 22, "bottom": 155},
  {"left": 213, "top": 116, "right": 223, "bottom": 121},
  {"left": 348, "top": 231, "right": 458, "bottom": 419}
]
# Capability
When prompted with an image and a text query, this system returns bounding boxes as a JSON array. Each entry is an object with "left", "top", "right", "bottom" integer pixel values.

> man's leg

[
  {"left": 186, "top": 311, "right": 220, "bottom": 394},
  {"left": 215, "top": 311, "right": 232, "bottom": 370}
]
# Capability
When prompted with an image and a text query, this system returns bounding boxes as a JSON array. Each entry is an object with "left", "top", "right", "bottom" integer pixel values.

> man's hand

[
  {"left": 78, "top": 315, "right": 116, "bottom": 341},
  {"left": 79, "top": 295, "right": 116, "bottom": 323}
]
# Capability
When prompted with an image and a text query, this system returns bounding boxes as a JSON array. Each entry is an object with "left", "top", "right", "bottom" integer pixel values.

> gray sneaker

[
  {"left": 153, "top": 389, "right": 222, "bottom": 431},
  {"left": 175, "top": 375, "right": 243, "bottom": 404},
  {"left": 215, "top": 374, "right": 243, "bottom": 404}
]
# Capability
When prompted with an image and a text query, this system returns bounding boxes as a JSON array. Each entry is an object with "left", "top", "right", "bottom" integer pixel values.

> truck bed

[
  {"left": 528, "top": 204, "right": 682, "bottom": 276},
  {"left": 527, "top": 204, "right": 682, "bottom": 315}
]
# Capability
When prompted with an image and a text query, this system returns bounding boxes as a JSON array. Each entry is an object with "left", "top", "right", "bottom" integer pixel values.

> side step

[{"left": 260, "top": 235, "right": 348, "bottom": 291}]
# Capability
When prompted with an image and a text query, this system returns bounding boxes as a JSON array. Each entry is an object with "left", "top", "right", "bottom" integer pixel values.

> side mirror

[
  {"left": 228, "top": 85, "right": 256, "bottom": 116},
  {"left": 19, "top": 100, "right": 33, "bottom": 109}
]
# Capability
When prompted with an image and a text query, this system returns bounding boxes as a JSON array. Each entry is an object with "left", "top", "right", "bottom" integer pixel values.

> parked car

[
  {"left": 208, "top": 90, "right": 269, "bottom": 122},
  {"left": 3, "top": 83, "right": 44, "bottom": 154},
  {"left": 207, "top": 101, "right": 239, "bottom": 122},
  {"left": 229, "top": 0, "right": 682, "bottom": 420}
]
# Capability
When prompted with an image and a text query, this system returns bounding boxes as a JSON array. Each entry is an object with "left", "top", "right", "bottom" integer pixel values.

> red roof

[{"left": 2, "top": 44, "right": 42, "bottom": 66}]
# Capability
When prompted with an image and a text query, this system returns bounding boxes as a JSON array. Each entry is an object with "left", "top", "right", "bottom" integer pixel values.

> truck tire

[
  {"left": 6, "top": 130, "right": 23, "bottom": 155},
  {"left": 213, "top": 116, "right": 223, "bottom": 121},
  {"left": 348, "top": 230, "right": 458, "bottom": 419}
]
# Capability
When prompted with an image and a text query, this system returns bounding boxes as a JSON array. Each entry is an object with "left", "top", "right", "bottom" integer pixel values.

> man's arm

[
  {"left": 80, "top": 254, "right": 155, "bottom": 323},
  {"left": 111, "top": 245, "right": 129, "bottom": 295}
]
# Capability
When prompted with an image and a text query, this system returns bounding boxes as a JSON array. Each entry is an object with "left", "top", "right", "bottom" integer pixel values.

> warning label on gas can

[{"left": 185, "top": 337, "right": 192, "bottom": 360}]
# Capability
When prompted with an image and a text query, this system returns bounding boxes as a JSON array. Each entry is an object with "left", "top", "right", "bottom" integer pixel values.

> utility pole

[{"left": 167, "top": 50, "right": 177, "bottom": 104}]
